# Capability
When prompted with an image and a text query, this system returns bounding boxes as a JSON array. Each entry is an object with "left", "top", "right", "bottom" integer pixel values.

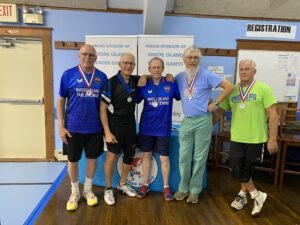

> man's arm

[
  {"left": 208, "top": 80, "right": 233, "bottom": 112},
  {"left": 266, "top": 104, "right": 279, "bottom": 155},
  {"left": 100, "top": 101, "right": 117, "bottom": 143},
  {"left": 57, "top": 96, "right": 72, "bottom": 144}
]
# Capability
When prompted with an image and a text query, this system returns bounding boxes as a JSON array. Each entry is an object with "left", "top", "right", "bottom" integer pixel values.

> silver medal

[
  {"left": 240, "top": 103, "right": 246, "bottom": 109},
  {"left": 152, "top": 101, "right": 158, "bottom": 108},
  {"left": 127, "top": 96, "right": 132, "bottom": 102},
  {"left": 86, "top": 89, "right": 93, "bottom": 96}
]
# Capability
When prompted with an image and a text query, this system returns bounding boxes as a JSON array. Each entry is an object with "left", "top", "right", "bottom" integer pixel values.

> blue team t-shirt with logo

[
  {"left": 136, "top": 77, "right": 181, "bottom": 137},
  {"left": 59, "top": 65, "right": 107, "bottom": 133}
]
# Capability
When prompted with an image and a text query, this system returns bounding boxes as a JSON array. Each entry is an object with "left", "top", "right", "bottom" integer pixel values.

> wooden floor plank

[{"left": 35, "top": 171, "right": 300, "bottom": 225}]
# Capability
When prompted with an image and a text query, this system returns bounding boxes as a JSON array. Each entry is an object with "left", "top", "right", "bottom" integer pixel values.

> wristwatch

[{"left": 214, "top": 100, "right": 219, "bottom": 106}]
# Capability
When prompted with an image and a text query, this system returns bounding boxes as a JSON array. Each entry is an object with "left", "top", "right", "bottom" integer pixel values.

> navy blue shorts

[{"left": 138, "top": 134, "right": 171, "bottom": 156}]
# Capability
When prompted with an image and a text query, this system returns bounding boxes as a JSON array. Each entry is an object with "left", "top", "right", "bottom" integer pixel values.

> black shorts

[
  {"left": 138, "top": 134, "right": 171, "bottom": 156},
  {"left": 63, "top": 132, "right": 104, "bottom": 162},
  {"left": 106, "top": 129, "right": 137, "bottom": 155},
  {"left": 229, "top": 141, "right": 264, "bottom": 163}
]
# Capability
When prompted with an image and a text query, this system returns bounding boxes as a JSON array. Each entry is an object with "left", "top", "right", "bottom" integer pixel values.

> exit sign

[{"left": 0, "top": 3, "right": 19, "bottom": 22}]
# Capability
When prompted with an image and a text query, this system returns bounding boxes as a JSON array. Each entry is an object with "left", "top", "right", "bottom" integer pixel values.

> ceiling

[{"left": 2, "top": 0, "right": 299, "bottom": 34}]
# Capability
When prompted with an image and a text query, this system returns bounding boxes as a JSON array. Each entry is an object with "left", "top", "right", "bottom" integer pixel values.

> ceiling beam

[{"left": 143, "top": 0, "right": 168, "bottom": 34}]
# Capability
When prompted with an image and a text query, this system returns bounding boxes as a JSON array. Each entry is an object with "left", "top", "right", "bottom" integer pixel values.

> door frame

[{"left": 0, "top": 26, "right": 54, "bottom": 161}]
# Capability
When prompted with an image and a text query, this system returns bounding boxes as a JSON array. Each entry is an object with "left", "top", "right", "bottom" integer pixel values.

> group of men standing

[{"left": 57, "top": 43, "right": 278, "bottom": 217}]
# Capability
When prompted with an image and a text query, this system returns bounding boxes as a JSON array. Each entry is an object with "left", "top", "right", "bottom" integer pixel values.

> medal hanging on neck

[
  {"left": 238, "top": 80, "right": 255, "bottom": 110},
  {"left": 184, "top": 68, "right": 199, "bottom": 100},
  {"left": 117, "top": 73, "right": 133, "bottom": 103},
  {"left": 78, "top": 65, "right": 95, "bottom": 96}
]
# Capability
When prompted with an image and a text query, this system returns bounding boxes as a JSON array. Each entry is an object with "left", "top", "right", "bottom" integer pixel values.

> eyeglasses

[
  {"left": 149, "top": 66, "right": 163, "bottom": 70},
  {"left": 120, "top": 61, "right": 135, "bottom": 66},
  {"left": 185, "top": 56, "right": 200, "bottom": 61},
  {"left": 80, "top": 52, "right": 96, "bottom": 57}
]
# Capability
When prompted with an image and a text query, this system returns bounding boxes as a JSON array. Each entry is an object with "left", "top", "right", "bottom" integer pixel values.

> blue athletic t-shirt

[
  {"left": 59, "top": 65, "right": 107, "bottom": 133},
  {"left": 136, "top": 77, "right": 181, "bottom": 137},
  {"left": 175, "top": 68, "right": 223, "bottom": 117}
]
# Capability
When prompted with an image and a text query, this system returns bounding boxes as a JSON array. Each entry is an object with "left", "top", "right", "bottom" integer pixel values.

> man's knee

[{"left": 228, "top": 158, "right": 252, "bottom": 183}]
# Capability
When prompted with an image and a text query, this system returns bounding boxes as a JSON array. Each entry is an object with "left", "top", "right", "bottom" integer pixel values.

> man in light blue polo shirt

[{"left": 174, "top": 45, "right": 233, "bottom": 204}]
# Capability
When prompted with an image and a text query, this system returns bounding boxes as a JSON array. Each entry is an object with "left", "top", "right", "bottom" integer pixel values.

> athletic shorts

[
  {"left": 63, "top": 132, "right": 104, "bottom": 162},
  {"left": 229, "top": 141, "right": 264, "bottom": 163},
  {"left": 106, "top": 129, "right": 137, "bottom": 156},
  {"left": 138, "top": 134, "right": 171, "bottom": 156}
]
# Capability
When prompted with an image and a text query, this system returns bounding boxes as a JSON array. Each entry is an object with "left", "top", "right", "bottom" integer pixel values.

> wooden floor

[{"left": 35, "top": 170, "right": 300, "bottom": 225}]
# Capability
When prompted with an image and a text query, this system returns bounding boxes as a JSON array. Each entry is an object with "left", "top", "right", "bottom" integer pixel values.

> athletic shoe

[
  {"left": 174, "top": 191, "right": 189, "bottom": 201},
  {"left": 104, "top": 189, "right": 115, "bottom": 206},
  {"left": 251, "top": 191, "right": 267, "bottom": 216},
  {"left": 117, "top": 183, "right": 137, "bottom": 197},
  {"left": 163, "top": 187, "right": 173, "bottom": 201},
  {"left": 231, "top": 194, "right": 247, "bottom": 210},
  {"left": 82, "top": 190, "right": 98, "bottom": 206},
  {"left": 186, "top": 193, "right": 199, "bottom": 204},
  {"left": 66, "top": 193, "right": 80, "bottom": 211},
  {"left": 136, "top": 185, "right": 149, "bottom": 199}
]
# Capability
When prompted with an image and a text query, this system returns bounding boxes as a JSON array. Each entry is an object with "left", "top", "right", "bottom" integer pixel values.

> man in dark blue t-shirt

[
  {"left": 136, "top": 57, "right": 180, "bottom": 201},
  {"left": 57, "top": 44, "right": 107, "bottom": 211}
]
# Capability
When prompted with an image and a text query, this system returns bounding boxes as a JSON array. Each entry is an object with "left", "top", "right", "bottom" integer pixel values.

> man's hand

[
  {"left": 267, "top": 138, "right": 278, "bottom": 155},
  {"left": 105, "top": 132, "right": 118, "bottom": 144},
  {"left": 208, "top": 102, "right": 217, "bottom": 113},
  {"left": 137, "top": 75, "right": 148, "bottom": 87},
  {"left": 59, "top": 127, "right": 72, "bottom": 144},
  {"left": 166, "top": 73, "right": 174, "bottom": 83}
]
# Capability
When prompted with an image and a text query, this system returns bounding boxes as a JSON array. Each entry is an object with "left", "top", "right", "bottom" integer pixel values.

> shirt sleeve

[
  {"left": 173, "top": 82, "right": 181, "bottom": 101},
  {"left": 262, "top": 84, "right": 277, "bottom": 109},
  {"left": 58, "top": 71, "right": 69, "bottom": 98},
  {"left": 207, "top": 70, "right": 223, "bottom": 88},
  {"left": 101, "top": 79, "right": 111, "bottom": 105},
  {"left": 136, "top": 87, "right": 144, "bottom": 104}
]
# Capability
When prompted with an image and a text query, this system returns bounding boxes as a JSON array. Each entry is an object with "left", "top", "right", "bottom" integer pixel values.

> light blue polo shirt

[{"left": 175, "top": 68, "right": 223, "bottom": 117}]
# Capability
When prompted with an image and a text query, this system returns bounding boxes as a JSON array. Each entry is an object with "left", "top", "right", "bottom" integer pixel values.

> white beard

[{"left": 186, "top": 67, "right": 198, "bottom": 84}]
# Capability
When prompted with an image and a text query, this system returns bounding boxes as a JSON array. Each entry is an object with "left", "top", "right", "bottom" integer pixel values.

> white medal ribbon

[
  {"left": 185, "top": 68, "right": 199, "bottom": 100},
  {"left": 78, "top": 65, "right": 95, "bottom": 92},
  {"left": 238, "top": 80, "right": 256, "bottom": 109}
]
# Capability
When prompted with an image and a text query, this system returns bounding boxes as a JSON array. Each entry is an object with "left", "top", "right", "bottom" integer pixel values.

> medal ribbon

[
  {"left": 185, "top": 67, "right": 199, "bottom": 94},
  {"left": 78, "top": 65, "right": 95, "bottom": 89},
  {"left": 239, "top": 80, "right": 256, "bottom": 102},
  {"left": 117, "top": 72, "right": 132, "bottom": 95}
]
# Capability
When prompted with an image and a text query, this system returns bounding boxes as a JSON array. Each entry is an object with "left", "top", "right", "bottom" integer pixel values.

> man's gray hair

[
  {"left": 183, "top": 45, "right": 202, "bottom": 58},
  {"left": 148, "top": 57, "right": 165, "bottom": 68},
  {"left": 120, "top": 52, "right": 136, "bottom": 62},
  {"left": 239, "top": 59, "right": 256, "bottom": 69}
]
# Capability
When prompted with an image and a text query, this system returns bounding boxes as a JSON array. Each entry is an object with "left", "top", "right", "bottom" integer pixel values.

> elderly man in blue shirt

[{"left": 174, "top": 45, "right": 233, "bottom": 204}]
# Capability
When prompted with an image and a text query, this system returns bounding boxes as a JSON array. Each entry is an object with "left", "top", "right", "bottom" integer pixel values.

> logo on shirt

[
  {"left": 77, "top": 79, "right": 83, "bottom": 83},
  {"left": 117, "top": 150, "right": 158, "bottom": 187},
  {"left": 164, "top": 86, "right": 171, "bottom": 92},
  {"left": 148, "top": 90, "right": 153, "bottom": 94},
  {"left": 94, "top": 76, "right": 101, "bottom": 84}
]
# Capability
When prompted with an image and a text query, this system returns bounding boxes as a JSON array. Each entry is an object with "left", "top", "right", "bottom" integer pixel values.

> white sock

[
  {"left": 238, "top": 190, "right": 247, "bottom": 197},
  {"left": 250, "top": 189, "right": 259, "bottom": 199},
  {"left": 71, "top": 181, "right": 79, "bottom": 195},
  {"left": 84, "top": 178, "right": 93, "bottom": 193},
  {"left": 163, "top": 185, "right": 169, "bottom": 188}
]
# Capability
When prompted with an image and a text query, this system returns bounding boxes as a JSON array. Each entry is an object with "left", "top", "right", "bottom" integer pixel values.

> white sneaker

[
  {"left": 104, "top": 189, "right": 115, "bottom": 206},
  {"left": 117, "top": 183, "right": 137, "bottom": 197},
  {"left": 231, "top": 194, "right": 247, "bottom": 210},
  {"left": 251, "top": 191, "right": 267, "bottom": 216}
]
